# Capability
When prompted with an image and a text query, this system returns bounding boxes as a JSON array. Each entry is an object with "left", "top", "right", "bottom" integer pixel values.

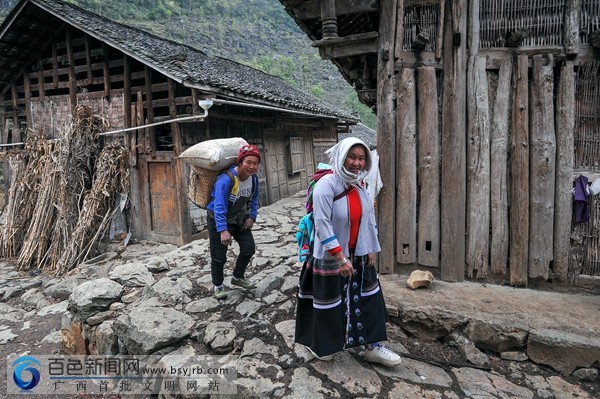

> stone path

[{"left": 0, "top": 191, "right": 597, "bottom": 398}]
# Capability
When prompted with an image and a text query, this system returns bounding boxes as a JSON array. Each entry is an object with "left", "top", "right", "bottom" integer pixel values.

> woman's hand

[
  {"left": 338, "top": 257, "right": 354, "bottom": 278},
  {"left": 220, "top": 230, "right": 232, "bottom": 246},
  {"left": 367, "top": 253, "right": 376, "bottom": 267}
]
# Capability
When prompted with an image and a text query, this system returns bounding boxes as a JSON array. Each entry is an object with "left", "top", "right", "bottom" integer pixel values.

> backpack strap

[{"left": 333, "top": 186, "right": 353, "bottom": 202}]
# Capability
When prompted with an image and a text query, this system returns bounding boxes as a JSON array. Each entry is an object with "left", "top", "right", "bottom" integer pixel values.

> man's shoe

[
  {"left": 213, "top": 286, "right": 228, "bottom": 300},
  {"left": 306, "top": 346, "right": 334, "bottom": 361},
  {"left": 231, "top": 277, "right": 256, "bottom": 289},
  {"left": 364, "top": 343, "right": 402, "bottom": 366}
]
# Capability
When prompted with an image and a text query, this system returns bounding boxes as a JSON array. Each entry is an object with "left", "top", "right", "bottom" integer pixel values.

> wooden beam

[
  {"left": 102, "top": 43, "right": 110, "bottom": 98},
  {"left": 37, "top": 56, "right": 44, "bottom": 102},
  {"left": 295, "top": 0, "right": 379, "bottom": 20},
  {"left": 314, "top": 32, "right": 379, "bottom": 59},
  {"left": 85, "top": 35, "right": 93, "bottom": 85},
  {"left": 466, "top": 55, "right": 490, "bottom": 279},
  {"left": 490, "top": 59, "right": 512, "bottom": 276},
  {"left": 22, "top": 68, "right": 31, "bottom": 129},
  {"left": 52, "top": 39, "right": 58, "bottom": 88},
  {"left": 396, "top": 68, "right": 417, "bottom": 265},
  {"left": 144, "top": 66, "right": 155, "bottom": 157},
  {"left": 440, "top": 0, "right": 467, "bottom": 282},
  {"left": 123, "top": 55, "right": 131, "bottom": 131},
  {"left": 509, "top": 54, "right": 529, "bottom": 286},
  {"left": 553, "top": 61, "right": 575, "bottom": 282},
  {"left": 395, "top": 51, "right": 443, "bottom": 69},
  {"left": 136, "top": 90, "right": 145, "bottom": 155},
  {"left": 417, "top": 66, "right": 440, "bottom": 267},
  {"left": 66, "top": 26, "right": 77, "bottom": 111},
  {"left": 376, "top": 0, "right": 397, "bottom": 274},
  {"left": 529, "top": 55, "right": 556, "bottom": 280}
]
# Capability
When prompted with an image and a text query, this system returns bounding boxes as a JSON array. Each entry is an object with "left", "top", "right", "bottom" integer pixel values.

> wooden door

[
  {"left": 147, "top": 159, "right": 179, "bottom": 235},
  {"left": 264, "top": 139, "right": 288, "bottom": 203}
]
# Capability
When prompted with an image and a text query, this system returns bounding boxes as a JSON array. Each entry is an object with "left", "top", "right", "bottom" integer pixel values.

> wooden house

[
  {"left": 280, "top": 0, "right": 600, "bottom": 289},
  {"left": 0, "top": 0, "right": 358, "bottom": 245}
]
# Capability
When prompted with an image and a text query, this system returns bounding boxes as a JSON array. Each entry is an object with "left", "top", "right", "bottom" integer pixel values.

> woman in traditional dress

[{"left": 295, "top": 137, "right": 401, "bottom": 366}]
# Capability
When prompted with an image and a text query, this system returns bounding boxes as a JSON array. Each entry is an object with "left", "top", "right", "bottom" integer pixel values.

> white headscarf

[{"left": 325, "top": 137, "right": 372, "bottom": 185}]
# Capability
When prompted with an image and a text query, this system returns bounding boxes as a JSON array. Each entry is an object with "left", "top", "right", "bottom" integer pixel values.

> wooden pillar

[
  {"left": 564, "top": 0, "right": 580, "bottom": 55},
  {"left": 440, "top": 0, "right": 467, "bottom": 281},
  {"left": 136, "top": 91, "right": 145, "bottom": 154},
  {"left": 376, "top": 0, "right": 398, "bottom": 274},
  {"left": 435, "top": 0, "right": 445, "bottom": 60},
  {"left": 191, "top": 88, "right": 200, "bottom": 115},
  {"left": 394, "top": 0, "right": 405, "bottom": 58},
  {"left": 321, "top": 0, "right": 338, "bottom": 39},
  {"left": 85, "top": 36, "right": 93, "bottom": 85},
  {"left": 144, "top": 66, "right": 154, "bottom": 157},
  {"left": 168, "top": 78, "right": 191, "bottom": 244},
  {"left": 529, "top": 55, "right": 556, "bottom": 280},
  {"left": 510, "top": 54, "right": 529, "bottom": 286},
  {"left": 466, "top": 55, "right": 490, "bottom": 279},
  {"left": 66, "top": 26, "right": 76, "bottom": 111},
  {"left": 417, "top": 66, "right": 440, "bottom": 267},
  {"left": 23, "top": 69, "right": 32, "bottom": 129},
  {"left": 10, "top": 81, "right": 20, "bottom": 143},
  {"left": 396, "top": 68, "right": 417, "bottom": 265},
  {"left": 124, "top": 55, "right": 135, "bottom": 167},
  {"left": 490, "top": 59, "right": 512, "bottom": 276},
  {"left": 102, "top": 43, "right": 111, "bottom": 98},
  {"left": 468, "top": 0, "right": 480, "bottom": 56},
  {"left": 554, "top": 61, "right": 575, "bottom": 282},
  {"left": 37, "top": 56, "right": 44, "bottom": 102},
  {"left": 52, "top": 40, "right": 58, "bottom": 89}
]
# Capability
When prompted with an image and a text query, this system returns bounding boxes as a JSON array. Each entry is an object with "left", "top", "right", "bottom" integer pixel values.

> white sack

[{"left": 179, "top": 137, "right": 248, "bottom": 170}]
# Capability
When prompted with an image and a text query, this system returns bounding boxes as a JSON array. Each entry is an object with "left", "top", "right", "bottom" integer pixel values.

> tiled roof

[
  {"left": 1, "top": 0, "right": 357, "bottom": 122},
  {"left": 339, "top": 123, "right": 377, "bottom": 149}
]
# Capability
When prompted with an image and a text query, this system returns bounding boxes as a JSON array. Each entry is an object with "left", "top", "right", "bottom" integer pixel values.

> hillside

[{"left": 0, "top": 0, "right": 376, "bottom": 127}]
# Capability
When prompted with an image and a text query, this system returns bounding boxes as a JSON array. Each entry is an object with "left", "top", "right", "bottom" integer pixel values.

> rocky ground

[{"left": 0, "top": 191, "right": 598, "bottom": 398}]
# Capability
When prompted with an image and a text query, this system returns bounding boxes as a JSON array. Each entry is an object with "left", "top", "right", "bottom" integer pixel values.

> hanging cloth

[{"left": 573, "top": 175, "right": 590, "bottom": 224}]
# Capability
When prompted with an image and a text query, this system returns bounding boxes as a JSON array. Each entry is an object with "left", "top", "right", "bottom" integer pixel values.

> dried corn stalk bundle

[
  {"left": 56, "top": 145, "right": 129, "bottom": 275},
  {"left": 17, "top": 153, "right": 59, "bottom": 270},
  {"left": 0, "top": 131, "right": 51, "bottom": 258},
  {"left": 45, "top": 105, "right": 104, "bottom": 271}
]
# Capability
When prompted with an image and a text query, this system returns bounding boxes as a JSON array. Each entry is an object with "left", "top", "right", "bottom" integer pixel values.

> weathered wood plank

[
  {"left": 466, "top": 55, "right": 490, "bottom": 278},
  {"left": 396, "top": 68, "right": 417, "bottom": 264},
  {"left": 51, "top": 39, "right": 58, "bottom": 89},
  {"left": 394, "top": 0, "right": 405, "bottom": 59},
  {"left": 529, "top": 55, "right": 556, "bottom": 280},
  {"left": 435, "top": 0, "right": 445, "bottom": 60},
  {"left": 468, "top": 0, "right": 480, "bottom": 56},
  {"left": 318, "top": 36, "right": 379, "bottom": 59},
  {"left": 554, "top": 61, "right": 575, "bottom": 282},
  {"left": 490, "top": 59, "right": 512, "bottom": 276},
  {"left": 136, "top": 90, "right": 144, "bottom": 155},
  {"left": 417, "top": 66, "right": 440, "bottom": 267},
  {"left": 440, "top": 0, "right": 467, "bottom": 281},
  {"left": 510, "top": 54, "right": 529, "bottom": 286},
  {"left": 564, "top": 0, "right": 580, "bottom": 55},
  {"left": 376, "top": 0, "right": 398, "bottom": 274},
  {"left": 37, "top": 56, "right": 44, "bottom": 102}
]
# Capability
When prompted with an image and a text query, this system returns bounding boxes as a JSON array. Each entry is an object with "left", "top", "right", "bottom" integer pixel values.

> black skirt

[{"left": 294, "top": 255, "right": 389, "bottom": 357}]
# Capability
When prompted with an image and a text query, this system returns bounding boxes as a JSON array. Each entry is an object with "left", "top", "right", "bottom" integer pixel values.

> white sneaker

[
  {"left": 364, "top": 342, "right": 402, "bottom": 366},
  {"left": 306, "top": 346, "right": 334, "bottom": 361}
]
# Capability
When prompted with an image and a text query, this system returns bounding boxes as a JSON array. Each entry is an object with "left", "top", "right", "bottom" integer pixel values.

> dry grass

[{"left": 0, "top": 104, "right": 129, "bottom": 275}]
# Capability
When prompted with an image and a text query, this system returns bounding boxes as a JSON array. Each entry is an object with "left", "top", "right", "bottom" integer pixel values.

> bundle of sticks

[{"left": 0, "top": 104, "right": 129, "bottom": 275}]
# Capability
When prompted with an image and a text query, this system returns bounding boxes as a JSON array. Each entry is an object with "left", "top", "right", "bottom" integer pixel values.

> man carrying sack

[{"left": 206, "top": 145, "right": 261, "bottom": 299}]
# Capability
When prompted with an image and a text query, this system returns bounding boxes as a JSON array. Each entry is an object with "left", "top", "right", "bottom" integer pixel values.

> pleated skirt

[{"left": 294, "top": 255, "right": 388, "bottom": 357}]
